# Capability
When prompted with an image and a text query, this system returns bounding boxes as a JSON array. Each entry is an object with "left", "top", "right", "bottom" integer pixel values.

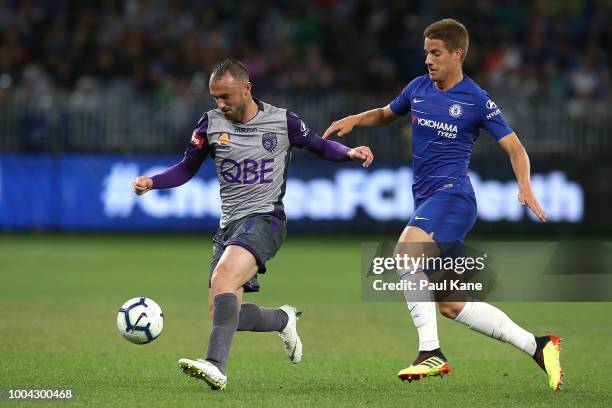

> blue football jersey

[{"left": 390, "top": 75, "right": 513, "bottom": 202}]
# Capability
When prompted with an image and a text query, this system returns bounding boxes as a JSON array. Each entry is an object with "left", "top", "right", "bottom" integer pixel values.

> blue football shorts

[{"left": 408, "top": 190, "right": 478, "bottom": 245}]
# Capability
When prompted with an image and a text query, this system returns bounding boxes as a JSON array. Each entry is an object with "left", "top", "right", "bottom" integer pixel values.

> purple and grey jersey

[{"left": 151, "top": 99, "right": 351, "bottom": 227}]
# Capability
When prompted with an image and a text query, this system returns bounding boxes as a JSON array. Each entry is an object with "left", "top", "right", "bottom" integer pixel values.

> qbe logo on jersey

[{"left": 448, "top": 103, "right": 463, "bottom": 118}]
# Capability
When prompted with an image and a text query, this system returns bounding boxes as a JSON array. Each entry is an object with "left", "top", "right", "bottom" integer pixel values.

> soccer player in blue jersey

[{"left": 324, "top": 19, "right": 563, "bottom": 390}]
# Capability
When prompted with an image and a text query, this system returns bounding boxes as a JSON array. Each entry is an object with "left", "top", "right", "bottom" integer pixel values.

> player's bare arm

[
  {"left": 498, "top": 132, "right": 547, "bottom": 222},
  {"left": 323, "top": 105, "right": 398, "bottom": 139}
]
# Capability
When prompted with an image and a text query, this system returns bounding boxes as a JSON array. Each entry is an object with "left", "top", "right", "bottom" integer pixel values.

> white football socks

[
  {"left": 454, "top": 301, "right": 537, "bottom": 356},
  {"left": 399, "top": 268, "right": 440, "bottom": 351},
  {"left": 399, "top": 265, "right": 537, "bottom": 356}
]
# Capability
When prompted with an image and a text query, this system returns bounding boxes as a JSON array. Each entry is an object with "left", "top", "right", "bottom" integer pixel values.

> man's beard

[{"left": 225, "top": 99, "right": 245, "bottom": 122}]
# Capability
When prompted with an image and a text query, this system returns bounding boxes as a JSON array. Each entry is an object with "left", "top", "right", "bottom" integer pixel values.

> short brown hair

[
  {"left": 424, "top": 19, "right": 469, "bottom": 62},
  {"left": 211, "top": 58, "right": 250, "bottom": 83}
]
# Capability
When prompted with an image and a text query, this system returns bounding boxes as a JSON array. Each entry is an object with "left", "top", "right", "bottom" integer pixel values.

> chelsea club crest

[
  {"left": 448, "top": 103, "right": 463, "bottom": 118},
  {"left": 262, "top": 132, "right": 278, "bottom": 152}
]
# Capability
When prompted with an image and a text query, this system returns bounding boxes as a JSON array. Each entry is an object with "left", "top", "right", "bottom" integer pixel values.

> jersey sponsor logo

[
  {"left": 262, "top": 132, "right": 278, "bottom": 152},
  {"left": 448, "top": 103, "right": 463, "bottom": 118},
  {"left": 486, "top": 109, "right": 501, "bottom": 120},
  {"left": 190, "top": 132, "right": 204, "bottom": 148},
  {"left": 218, "top": 132, "right": 230, "bottom": 145},
  {"left": 220, "top": 158, "right": 274, "bottom": 184},
  {"left": 415, "top": 117, "right": 458, "bottom": 133},
  {"left": 234, "top": 126, "right": 257, "bottom": 133},
  {"left": 413, "top": 98, "right": 424, "bottom": 103},
  {"left": 486, "top": 99, "right": 497, "bottom": 110},
  {"left": 299, "top": 120, "right": 309, "bottom": 138}
]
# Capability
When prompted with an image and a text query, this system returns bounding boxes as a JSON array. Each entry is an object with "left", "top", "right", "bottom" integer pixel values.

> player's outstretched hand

[
  {"left": 323, "top": 116, "right": 357, "bottom": 139},
  {"left": 133, "top": 176, "right": 153, "bottom": 196},
  {"left": 348, "top": 146, "right": 374, "bottom": 168},
  {"left": 519, "top": 187, "right": 547, "bottom": 222}
]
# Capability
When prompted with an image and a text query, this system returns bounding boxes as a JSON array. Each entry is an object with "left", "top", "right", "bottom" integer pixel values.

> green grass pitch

[{"left": 1, "top": 234, "right": 611, "bottom": 407}]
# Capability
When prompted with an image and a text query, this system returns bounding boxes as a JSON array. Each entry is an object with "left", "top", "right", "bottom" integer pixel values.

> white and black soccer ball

[{"left": 117, "top": 297, "right": 164, "bottom": 344}]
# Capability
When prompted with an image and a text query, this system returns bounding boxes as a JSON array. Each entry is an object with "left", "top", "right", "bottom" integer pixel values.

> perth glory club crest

[{"left": 262, "top": 132, "right": 278, "bottom": 152}]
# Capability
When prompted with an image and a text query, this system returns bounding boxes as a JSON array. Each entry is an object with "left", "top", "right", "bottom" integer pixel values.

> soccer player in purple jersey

[
  {"left": 132, "top": 58, "right": 373, "bottom": 390},
  {"left": 324, "top": 19, "right": 563, "bottom": 390}
]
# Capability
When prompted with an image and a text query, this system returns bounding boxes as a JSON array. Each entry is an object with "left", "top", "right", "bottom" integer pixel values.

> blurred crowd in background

[{"left": 1, "top": 0, "right": 611, "bottom": 153}]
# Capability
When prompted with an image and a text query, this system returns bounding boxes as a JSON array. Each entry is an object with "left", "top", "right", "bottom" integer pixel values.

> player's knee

[
  {"left": 210, "top": 263, "right": 234, "bottom": 291},
  {"left": 438, "top": 302, "right": 464, "bottom": 319},
  {"left": 210, "top": 263, "right": 230, "bottom": 293}
]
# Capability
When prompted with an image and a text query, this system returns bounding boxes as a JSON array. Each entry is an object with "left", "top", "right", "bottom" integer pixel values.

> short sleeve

[
  {"left": 184, "top": 113, "right": 210, "bottom": 160},
  {"left": 389, "top": 79, "right": 418, "bottom": 116},
  {"left": 479, "top": 93, "right": 513, "bottom": 141}
]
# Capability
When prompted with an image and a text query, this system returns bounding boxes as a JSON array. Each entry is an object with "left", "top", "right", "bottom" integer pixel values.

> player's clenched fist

[
  {"left": 132, "top": 176, "right": 153, "bottom": 195},
  {"left": 323, "top": 116, "right": 358, "bottom": 139},
  {"left": 348, "top": 146, "right": 374, "bottom": 168}
]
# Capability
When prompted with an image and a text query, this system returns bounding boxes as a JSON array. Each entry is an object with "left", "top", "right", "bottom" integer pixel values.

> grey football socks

[
  {"left": 205, "top": 293, "right": 239, "bottom": 374},
  {"left": 237, "top": 302, "right": 289, "bottom": 332}
]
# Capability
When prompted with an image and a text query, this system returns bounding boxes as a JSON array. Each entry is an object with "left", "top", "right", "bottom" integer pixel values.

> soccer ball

[{"left": 117, "top": 297, "right": 164, "bottom": 344}]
